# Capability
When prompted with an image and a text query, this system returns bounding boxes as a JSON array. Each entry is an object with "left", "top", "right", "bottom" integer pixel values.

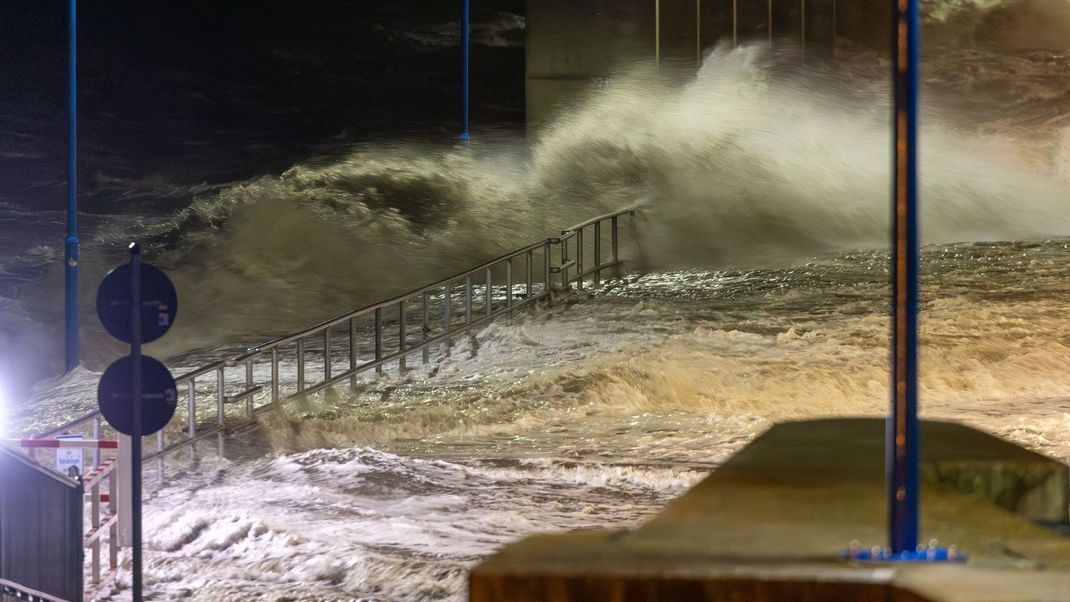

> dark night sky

[{"left": 0, "top": 1, "right": 526, "bottom": 211}]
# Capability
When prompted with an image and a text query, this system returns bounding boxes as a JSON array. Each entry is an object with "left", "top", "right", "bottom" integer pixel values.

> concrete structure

[
  {"left": 470, "top": 419, "right": 1070, "bottom": 601},
  {"left": 525, "top": 0, "right": 889, "bottom": 131}
]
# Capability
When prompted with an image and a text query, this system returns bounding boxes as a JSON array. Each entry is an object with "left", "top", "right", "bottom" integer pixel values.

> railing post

[
  {"left": 399, "top": 299, "right": 407, "bottom": 372},
  {"left": 216, "top": 367, "right": 226, "bottom": 429},
  {"left": 108, "top": 468, "right": 118, "bottom": 571},
  {"left": 611, "top": 216, "right": 620, "bottom": 265},
  {"left": 443, "top": 283, "right": 452, "bottom": 339},
  {"left": 374, "top": 307, "right": 383, "bottom": 375},
  {"left": 545, "top": 241, "right": 553, "bottom": 306},
  {"left": 324, "top": 328, "right": 332, "bottom": 382},
  {"left": 485, "top": 267, "right": 493, "bottom": 317},
  {"left": 349, "top": 318, "right": 358, "bottom": 389},
  {"left": 216, "top": 366, "right": 226, "bottom": 457},
  {"left": 465, "top": 276, "right": 473, "bottom": 324},
  {"left": 560, "top": 236, "right": 569, "bottom": 289},
  {"left": 187, "top": 378, "right": 196, "bottom": 438},
  {"left": 245, "top": 360, "right": 254, "bottom": 419},
  {"left": 422, "top": 291, "right": 431, "bottom": 364},
  {"left": 628, "top": 210, "right": 640, "bottom": 269},
  {"left": 297, "top": 338, "right": 305, "bottom": 391},
  {"left": 576, "top": 228, "right": 584, "bottom": 291},
  {"left": 156, "top": 430, "right": 164, "bottom": 481},
  {"left": 91, "top": 474, "right": 100, "bottom": 585},
  {"left": 92, "top": 415, "right": 101, "bottom": 468},
  {"left": 593, "top": 221, "right": 602, "bottom": 287},
  {"left": 270, "top": 348, "right": 280, "bottom": 404},
  {"left": 506, "top": 258, "right": 513, "bottom": 309},
  {"left": 526, "top": 250, "right": 533, "bottom": 301}
]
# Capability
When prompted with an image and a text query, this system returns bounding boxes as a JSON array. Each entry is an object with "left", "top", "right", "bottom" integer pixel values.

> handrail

[
  {"left": 561, "top": 206, "right": 639, "bottom": 235},
  {"left": 558, "top": 205, "right": 640, "bottom": 291},
  {"left": 31, "top": 208, "right": 642, "bottom": 469},
  {"left": 249, "top": 238, "right": 554, "bottom": 352}
]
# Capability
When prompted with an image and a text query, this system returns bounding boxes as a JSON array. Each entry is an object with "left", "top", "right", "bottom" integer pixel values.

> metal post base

[{"left": 844, "top": 540, "right": 965, "bottom": 563}]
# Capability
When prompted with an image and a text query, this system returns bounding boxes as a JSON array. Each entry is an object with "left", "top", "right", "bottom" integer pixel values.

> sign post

[
  {"left": 129, "top": 245, "right": 143, "bottom": 601},
  {"left": 96, "top": 243, "right": 178, "bottom": 601}
]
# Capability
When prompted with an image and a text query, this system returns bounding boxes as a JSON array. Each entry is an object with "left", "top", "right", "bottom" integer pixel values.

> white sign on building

[{"left": 55, "top": 433, "right": 84, "bottom": 478}]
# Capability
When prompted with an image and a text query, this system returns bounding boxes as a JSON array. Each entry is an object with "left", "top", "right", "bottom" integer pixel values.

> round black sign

[
  {"left": 96, "top": 263, "right": 178, "bottom": 344},
  {"left": 97, "top": 355, "right": 178, "bottom": 437}
]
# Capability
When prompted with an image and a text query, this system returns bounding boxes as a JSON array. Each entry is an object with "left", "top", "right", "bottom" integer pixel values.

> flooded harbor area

[
  {"left": 9, "top": 237, "right": 1069, "bottom": 600},
  {"left": 2, "top": 1, "right": 1070, "bottom": 600}
]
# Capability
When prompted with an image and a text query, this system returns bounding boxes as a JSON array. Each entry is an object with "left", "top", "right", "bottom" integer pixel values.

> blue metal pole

[
  {"left": 65, "top": 0, "right": 80, "bottom": 372},
  {"left": 889, "top": 0, "right": 920, "bottom": 555},
  {"left": 461, "top": 0, "right": 471, "bottom": 141},
  {"left": 129, "top": 243, "right": 144, "bottom": 601}
]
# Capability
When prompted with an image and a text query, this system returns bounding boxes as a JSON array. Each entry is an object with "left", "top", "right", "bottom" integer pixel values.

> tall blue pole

[
  {"left": 889, "top": 0, "right": 920, "bottom": 554},
  {"left": 65, "top": 0, "right": 80, "bottom": 372},
  {"left": 461, "top": 0, "right": 471, "bottom": 141},
  {"left": 129, "top": 243, "right": 144, "bottom": 601}
]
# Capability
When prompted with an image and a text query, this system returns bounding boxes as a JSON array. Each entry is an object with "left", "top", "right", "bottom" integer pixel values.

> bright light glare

[{"left": 0, "top": 375, "right": 6, "bottom": 438}]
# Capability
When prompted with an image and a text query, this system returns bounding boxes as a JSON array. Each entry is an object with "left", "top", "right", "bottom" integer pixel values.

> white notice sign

[{"left": 55, "top": 433, "right": 84, "bottom": 478}]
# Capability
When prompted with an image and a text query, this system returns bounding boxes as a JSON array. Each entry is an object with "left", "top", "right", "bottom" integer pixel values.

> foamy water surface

[
  {"left": 2, "top": 2, "right": 1069, "bottom": 598},
  {"left": 50, "top": 238, "right": 1058, "bottom": 599}
]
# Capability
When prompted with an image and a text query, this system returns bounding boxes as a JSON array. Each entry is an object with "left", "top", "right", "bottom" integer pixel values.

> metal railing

[
  {"left": 82, "top": 456, "right": 119, "bottom": 597},
  {"left": 8, "top": 438, "right": 121, "bottom": 597},
  {"left": 33, "top": 207, "right": 641, "bottom": 475},
  {"left": 557, "top": 207, "right": 639, "bottom": 290}
]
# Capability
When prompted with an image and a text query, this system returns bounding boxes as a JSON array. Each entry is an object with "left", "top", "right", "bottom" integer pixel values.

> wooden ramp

[{"left": 470, "top": 419, "right": 1070, "bottom": 601}]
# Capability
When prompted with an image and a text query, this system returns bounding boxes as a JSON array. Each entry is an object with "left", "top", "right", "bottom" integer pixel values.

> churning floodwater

[
  {"left": 79, "top": 240, "right": 1070, "bottom": 599},
  {"left": 2, "top": 0, "right": 1069, "bottom": 599}
]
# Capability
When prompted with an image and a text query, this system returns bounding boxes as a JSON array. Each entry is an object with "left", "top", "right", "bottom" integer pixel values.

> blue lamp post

[
  {"left": 844, "top": 0, "right": 961, "bottom": 564},
  {"left": 65, "top": 0, "right": 79, "bottom": 372},
  {"left": 889, "top": 0, "right": 921, "bottom": 555},
  {"left": 461, "top": 0, "right": 471, "bottom": 141}
]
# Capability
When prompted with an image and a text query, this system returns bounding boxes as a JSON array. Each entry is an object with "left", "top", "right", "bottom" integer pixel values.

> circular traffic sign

[
  {"left": 96, "top": 262, "right": 178, "bottom": 344},
  {"left": 97, "top": 355, "right": 178, "bottom": 437}
]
